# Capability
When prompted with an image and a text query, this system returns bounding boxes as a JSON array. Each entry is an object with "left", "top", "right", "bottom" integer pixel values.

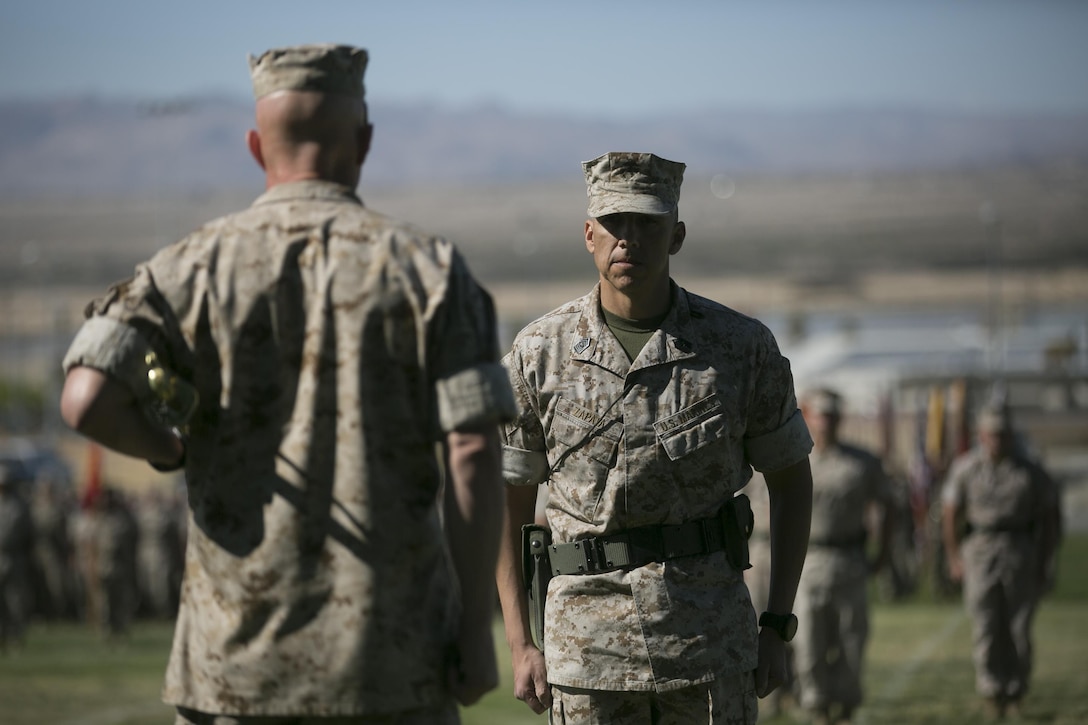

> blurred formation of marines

[
  {"left": 794, "top": 389, "right": 894, "bottom": 725},
  {"left": 87, "top": 486, "right": 140, "bottom": 641},
  {"left": 135, "top": 488, "right": 184, "bottom": 619},
  {"left": 495, "top": 151, "right": 814, "bottom": 724},
  {"left": 60, "top": 43, "right": 514, "bottom": 723},
  {"left": 942, "top": 403, "right": 1061, "bottom": 720},
  {"left": 29, "top": 476, "right": 76, "bottom": 621},
  {"left": 0, "top": 463, "right": 34, "bottom": 653}
]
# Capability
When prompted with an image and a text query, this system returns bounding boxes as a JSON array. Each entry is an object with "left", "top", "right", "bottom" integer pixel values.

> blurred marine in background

[
  {"left": 59, "top": 43, "right": 513, "bottom": 724},
  {"left": 0, "top": 462, "right": 34, "bottom": 653},
  {"left": 942, "top": 403, "right": 1061, "bottom": 720},
  {"left": 794, "top": 388, "right": 894, "bottom": 725}
]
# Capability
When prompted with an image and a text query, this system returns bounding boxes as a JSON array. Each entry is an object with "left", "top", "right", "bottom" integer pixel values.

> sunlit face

[
  {"left": 980, "top": 427, "right": 1013, "bottom": 461},
  {"left": 802, "top": 408, "right": 840, "bottom": 447},
  {"left": 584, "top": 212, "right": 685, "bottom": 303}
]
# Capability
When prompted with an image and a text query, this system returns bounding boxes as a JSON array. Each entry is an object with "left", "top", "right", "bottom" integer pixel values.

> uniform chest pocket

[
  {"left": 549, "top": 397, "right": 620, "bottom": 467},
  {"left": 654, "top": 394, "right": 728, "bottom": 461}
]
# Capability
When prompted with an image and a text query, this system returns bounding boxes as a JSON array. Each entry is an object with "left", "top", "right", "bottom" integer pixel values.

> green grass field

[{"left": 3, "top": 535, "right": 1085, "bottom": 725}]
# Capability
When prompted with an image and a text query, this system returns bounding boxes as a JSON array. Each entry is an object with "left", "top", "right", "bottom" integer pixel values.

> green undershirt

[{"left": 602, "top": 306, "right": 668, "bottom": 362}]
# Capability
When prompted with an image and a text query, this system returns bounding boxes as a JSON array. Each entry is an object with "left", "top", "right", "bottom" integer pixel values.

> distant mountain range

[{"left": 2, "top": 95, "right": 1088, "bottom": 197}]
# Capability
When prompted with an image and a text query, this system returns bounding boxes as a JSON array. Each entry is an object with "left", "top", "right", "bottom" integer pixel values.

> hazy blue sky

[{"left": 2, "top": 0, "right": 1086, "bottom": 117}]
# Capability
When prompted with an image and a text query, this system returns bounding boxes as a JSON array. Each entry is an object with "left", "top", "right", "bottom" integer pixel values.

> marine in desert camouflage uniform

[
  {"left": 0, "top": 463, "right": 35, "bottom": 652},
  {"left": 942, "top": 403, "right": 1060, "bottom": 720},
  {"left": 60, "top": 43, "right": 513, "bottom": 724},
  {"left": 793, "top": 389, "right": 893, "bottom": 725},
  {"left": 495, "top": 152, "right": 814, "bottom": 724}
]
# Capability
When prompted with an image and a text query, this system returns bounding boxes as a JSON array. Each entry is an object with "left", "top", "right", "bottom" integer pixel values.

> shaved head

[{"left": 249, "top": 90, "right": 371, "bottom": 188}]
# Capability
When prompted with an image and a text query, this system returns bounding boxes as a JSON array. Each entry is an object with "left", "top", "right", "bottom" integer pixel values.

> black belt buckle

[{"left": 660, "top": 521, "right": 704, "bottom": 559}]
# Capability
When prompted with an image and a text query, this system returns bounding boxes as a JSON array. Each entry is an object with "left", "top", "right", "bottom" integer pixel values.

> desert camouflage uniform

[
  {"left": 62, "top": 180, "right": 511, "bottom": 717},
  {"left": 942, "top": 447, "right": 1059, "bottom": 703},
  {"left": 502, "top": 282, "right": 812, "bottom": 697},
  {"left": 793, "top": 443, "right": 890, "bottom": 715}
]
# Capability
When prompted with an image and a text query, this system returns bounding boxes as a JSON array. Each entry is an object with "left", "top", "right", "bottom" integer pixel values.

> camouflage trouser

[
  {"left": 175, "top": 701, "right": 459, "bottom": 725},
  {"left": 550, "top": 670, "right": 757, "bottom": 725},
  {"left": 792, "top": 572, "right": 868, "bottom": 713},
  {"left": 962, "top": 533, "right": 1039, "bottom": 701}
]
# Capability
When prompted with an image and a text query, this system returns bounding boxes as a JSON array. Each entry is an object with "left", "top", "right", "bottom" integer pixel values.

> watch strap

[{"left": 759, "top": 610, "right": 798, "bottom": 642}]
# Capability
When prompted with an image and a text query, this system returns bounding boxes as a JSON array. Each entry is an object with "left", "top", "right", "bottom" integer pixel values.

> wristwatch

[{"left": 759, "top": 611, "right": 798, "bottom": 642}]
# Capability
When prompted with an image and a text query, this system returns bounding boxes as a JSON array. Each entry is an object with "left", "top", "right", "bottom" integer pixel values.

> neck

[
  {"left": 264, "top": 159, "right": 359, "bottom": 190},
  {"left": 599, "top": 280, "right": 672, "bottom": 321}
]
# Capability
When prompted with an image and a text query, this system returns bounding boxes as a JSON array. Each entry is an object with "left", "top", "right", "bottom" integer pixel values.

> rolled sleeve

[
  {"left": 436, "top": 361, "right": 516, "bottom": 432},
  {"left": 744, "top": 408, "right": 813, "bottom": 473},
  {"left": 942, "top": 462, "right": 967, "bottom": 508},
  {"left": 61, "top": 316, "right": 153, "bottom": 390},
  {"left": 502, "top": 445, "right": 549, "bottom": 486}
]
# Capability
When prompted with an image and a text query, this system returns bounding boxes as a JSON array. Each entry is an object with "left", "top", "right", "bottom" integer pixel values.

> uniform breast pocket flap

[
  {"left": 550, "top": 397, "right": 619, "bottom": 466},
  {"left": 654, "top": 394, "right": 728, "bottom": 461}
]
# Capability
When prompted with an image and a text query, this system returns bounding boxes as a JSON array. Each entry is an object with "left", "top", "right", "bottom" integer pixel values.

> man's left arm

[
  {"left": 755, "top": 456, "right": 812, "bottom": 698},
  {"left": 1035, "top": 466, "right": 1062, "bottom": 595},
  {"left": 869, "top": 461, "right": 896, "bottom": 575},
  {"left": 60, "top": 366, "right": 185, "bottom": 469}
]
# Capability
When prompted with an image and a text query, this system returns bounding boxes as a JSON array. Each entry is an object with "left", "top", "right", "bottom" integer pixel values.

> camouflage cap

[
  {"left": 582, "top": 152, "right": 685, "bottom": 217},
  {"left": 248, "top": 44, "right": 368, "bottom": 100},
  {"left": 977, "top": 402, "right": 1012, "bottom": 432}
]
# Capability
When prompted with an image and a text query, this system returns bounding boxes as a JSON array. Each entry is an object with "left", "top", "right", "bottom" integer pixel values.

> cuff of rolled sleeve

[
  {"left": 436, "top": 362, "right": 517, "bottom": 432},
  {"left": 61, "top": 316, "right": 152, "bottom": 387},
  {"left": 502, "top": 445, "right": 549, "bottom": 486},
  {"left": 745, "top": 408, "right": 814, "bottom": 473}
]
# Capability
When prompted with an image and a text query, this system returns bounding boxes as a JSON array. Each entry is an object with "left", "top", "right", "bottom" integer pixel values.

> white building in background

[{"left": 780, "top": 308, "right": 1088, "bottom": 418}]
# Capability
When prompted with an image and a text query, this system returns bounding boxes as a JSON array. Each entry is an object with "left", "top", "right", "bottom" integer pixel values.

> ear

[
  {"left": 584, "top": 219, "right": 595, "bottom": 254},
  {"left": 356, "top": 122, "right": 374, "bottom": 166},
  {"left": 669, "top": 220, "right": 686, "bottom": 255},
  {"left": 246, "top": 129, "right": 265, "bottom": 170}
]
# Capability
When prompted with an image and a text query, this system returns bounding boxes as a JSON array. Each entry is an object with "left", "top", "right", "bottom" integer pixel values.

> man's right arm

[
  {"left": 756, "top": 457, "right": 813, "bottom": 698},
  {"left": 495, "top": 483, "right": 551, "bottom": 714},
  {"left": 60, "top": 366, "right": 185, "bottom": 468}
]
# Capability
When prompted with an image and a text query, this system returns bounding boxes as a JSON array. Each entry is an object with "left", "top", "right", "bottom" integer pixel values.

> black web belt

[{"left": 548, "top": 515, "right": 727, "bottom": 575}]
